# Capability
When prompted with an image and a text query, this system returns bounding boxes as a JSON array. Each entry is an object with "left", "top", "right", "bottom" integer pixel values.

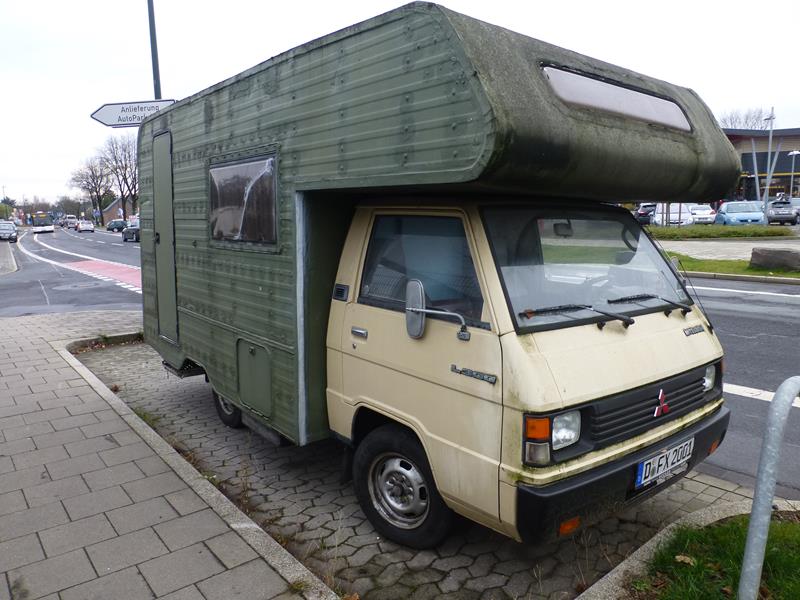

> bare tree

[
  {"left": 718, "top": 107, "right": 769, "bottom": 130},
  {"left": 101, "top": 134, "right": 139, "bottom": 219},
  {"left": 70, "top": 158, "right": 112, "bottom": 224}
]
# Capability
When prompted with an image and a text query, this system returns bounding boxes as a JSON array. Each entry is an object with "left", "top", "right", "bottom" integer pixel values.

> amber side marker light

[
  {"left": 525, "top": 416, "right": 549, "bottom": 440},
  {"left": 708, "top": 438, "right": 721, "bottom": 455},
  {"left": 558, "top": 516, "right": 581, "bottom": 537}
]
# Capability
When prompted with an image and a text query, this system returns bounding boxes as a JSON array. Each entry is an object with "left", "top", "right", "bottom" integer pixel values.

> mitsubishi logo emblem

[{"left": 654, "top": 388, "right": 670, "bottom": 417}]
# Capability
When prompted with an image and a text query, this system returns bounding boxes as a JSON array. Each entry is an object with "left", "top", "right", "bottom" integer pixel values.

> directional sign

[{"left": 91, "top": 100, "right": 175, "bottom": 128}]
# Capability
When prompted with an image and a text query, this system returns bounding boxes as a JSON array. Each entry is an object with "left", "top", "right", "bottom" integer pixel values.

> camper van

[{"left": 138, "top": 3, "right": 739, "bottom": 548}]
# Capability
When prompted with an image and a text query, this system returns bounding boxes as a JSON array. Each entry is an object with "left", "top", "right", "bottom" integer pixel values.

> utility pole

[
  {"left": 147, "top": 0, "right": 162, "bottom": 100},
  {"left": 789, "top": 150, "right": 800, "bottom": 199},
  {"left": 762, "top": 108, "right": 775, "bottom": 221}
]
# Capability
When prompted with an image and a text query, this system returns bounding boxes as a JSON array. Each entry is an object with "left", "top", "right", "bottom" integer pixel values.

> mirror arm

[{"left": 405, "top": 308, "right": 471, "bottom": 341}]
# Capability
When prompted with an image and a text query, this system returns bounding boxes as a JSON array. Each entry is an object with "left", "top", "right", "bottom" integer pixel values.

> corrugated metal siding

[{"left": 139, "top": 4, "right": 495, "bottom": 443}]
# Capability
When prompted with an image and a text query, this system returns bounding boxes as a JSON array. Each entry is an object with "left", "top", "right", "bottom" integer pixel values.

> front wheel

[
  {"left": 353, "top": 425, "right": 453, "bottom": 548},
  {"left": 213, "top": 390, "right": 243, "bottom": 428}
]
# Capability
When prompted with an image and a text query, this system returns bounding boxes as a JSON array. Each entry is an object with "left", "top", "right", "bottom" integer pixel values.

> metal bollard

[{"left": 738, "top": 375, "right": 800, "bottom": 600}]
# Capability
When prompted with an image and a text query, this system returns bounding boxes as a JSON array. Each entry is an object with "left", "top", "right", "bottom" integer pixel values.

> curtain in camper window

[{"left": 209, "top": 155, "right": 277, "bottom": 243}]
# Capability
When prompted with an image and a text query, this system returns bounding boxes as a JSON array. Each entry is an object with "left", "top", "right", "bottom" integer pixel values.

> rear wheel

[
  {"left": 353, "top": 425, "right": 453, "bottom": 548},
  {"left": 213, "top": 390, "right": 243, "bottom": 428}
]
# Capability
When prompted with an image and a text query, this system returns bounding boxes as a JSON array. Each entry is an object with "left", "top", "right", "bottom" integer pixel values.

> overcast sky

[{"left": 1, "top": 0, "right": 798, "bottom": 203}]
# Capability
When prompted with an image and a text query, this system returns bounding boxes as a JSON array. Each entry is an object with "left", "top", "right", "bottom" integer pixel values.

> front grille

[{"left": 586, "top": 365, "right": 715, "bottom": 450}]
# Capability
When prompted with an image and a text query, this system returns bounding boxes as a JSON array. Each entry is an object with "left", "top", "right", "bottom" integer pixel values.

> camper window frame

[
  {"left": 207, "top": 149, "right": 280, "bottom": 252},
  {"left": 539, "top": 62, "right": 694, "bottom": 134}
]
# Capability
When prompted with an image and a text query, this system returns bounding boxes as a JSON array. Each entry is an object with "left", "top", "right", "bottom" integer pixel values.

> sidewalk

[
  {"left": 660, "top": 235, "right": 800, "bottom": 261},
  {"left": 0, "top": 311, "right": 334, "bottom": 600},
  {"left": 65, "top": 312, "right": 756, "bottom": 600}
]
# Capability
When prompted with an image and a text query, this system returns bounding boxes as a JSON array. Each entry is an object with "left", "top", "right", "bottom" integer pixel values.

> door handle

[
  {"left": 351, "top": 327, "right": 368, "bottom": 339},
  {"left": 154, "top": 232, "right": 160, "bottom": 244}
]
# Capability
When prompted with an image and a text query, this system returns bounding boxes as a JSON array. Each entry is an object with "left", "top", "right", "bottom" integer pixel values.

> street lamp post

[
  {"left": 762, "top": 108, "right": 775, "bottom": 221},
  {"left": 789, "top": 150, "right": 800, "bottom": 199}
]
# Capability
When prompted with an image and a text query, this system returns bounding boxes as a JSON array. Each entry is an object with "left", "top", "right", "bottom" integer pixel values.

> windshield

[
  {"left": 33, "top": 215, "right": 53, "bottom": 226},
  {"left": 726, "top": 202, "right": 761, "bottom": 213},
  {"left": 0, "top": 224, "right": 13, "bottom": 231},
  {"left": 483, "top": 206, "right": 691, "bottom": 331}
]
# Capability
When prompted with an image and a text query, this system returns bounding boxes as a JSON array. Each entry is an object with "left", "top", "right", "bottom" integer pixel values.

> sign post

[{"left": 91, "top": 100, "right": 175, "bottom": 128}]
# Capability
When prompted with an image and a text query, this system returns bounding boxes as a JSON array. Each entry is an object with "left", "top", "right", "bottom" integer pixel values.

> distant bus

[{"left": 31, "top": 212, "right": 55, "bottom": 233}]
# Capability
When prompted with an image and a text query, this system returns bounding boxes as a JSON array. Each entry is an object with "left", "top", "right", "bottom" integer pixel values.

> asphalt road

[
  {"left": 686, "top": 276, "right": 800, "bottom": 499},
  {"left": 1, "top": 232, "right": 798, "bottom": 496},
  {"left": 0, "top": 226, "right": 142, "bottom": 317}
]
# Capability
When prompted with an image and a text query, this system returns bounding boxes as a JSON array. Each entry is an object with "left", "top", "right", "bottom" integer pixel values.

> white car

[
  {"left": 651, "top": 203, "right": 695, "bottom": 226},
  {"left": 688, "top": 204, "right": 716, "bottom": 224},
  {"left": 76, "top": 220, "right": 95, "bottom": 233}
]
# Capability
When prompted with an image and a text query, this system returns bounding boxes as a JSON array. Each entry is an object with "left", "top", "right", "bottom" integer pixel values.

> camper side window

[
  {"left": 209, "top": 156, "right": 277, "bottom": 244},
  {"left": 359, "top": 215, "right": 484, "bottom": 324}
]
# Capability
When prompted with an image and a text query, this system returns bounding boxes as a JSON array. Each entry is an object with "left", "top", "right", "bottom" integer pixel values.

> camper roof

[{"left": 143, "top": 3, "right": 739, "bottom": 202}]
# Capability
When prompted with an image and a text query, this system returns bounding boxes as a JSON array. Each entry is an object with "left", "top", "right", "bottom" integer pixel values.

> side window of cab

[{"left": 358, "top": 215, "right": 486, "bottom": 326}]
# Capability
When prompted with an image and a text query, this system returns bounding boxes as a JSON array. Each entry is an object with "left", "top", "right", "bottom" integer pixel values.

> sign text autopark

[{"left": 91, "top": 100, "right": 175, "bottom": 128}]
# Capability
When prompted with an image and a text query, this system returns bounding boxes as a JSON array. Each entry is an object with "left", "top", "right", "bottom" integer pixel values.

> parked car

[
  {"left": 634, "top": 203, "right": 657, "bottom": 224},
  {"left": 714, "top": 201, "right": 766, "bottom": 225},
  {"left": 106, "top": 219, "right": 128, "bottom": 232},
  {"left": 0, "top": 221, "right": 17, "bottom": 242},
  {"left": 65, "top": 215, "right": 78, "bottom": 229},
  {"left": 76, "top": 220, "right": 95, "bottom": 232},
  {"left": 688, "top": 204, "right": 716, "bottom": 224},
  {"left": 767, "top": 200, "right": 799, "bottom": 225},
  {"left": 651, "top": 203, "right": 695, "bottom": 226},
  {"left": 122, "top": 222, "right": 140, "bottom": 242}
]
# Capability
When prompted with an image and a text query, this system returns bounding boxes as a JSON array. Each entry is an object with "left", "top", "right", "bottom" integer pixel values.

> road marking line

[
  {"left": 38, "top": 280, "right": 50, "bottom": 305},
  {"left": 112, "top": 243, "right": 124, "bottom": 247},
  {"left": 17, "top": 233, "right": 142, "bottom": 295},
  {"left": 724, "top": 383, "right": 800, "bottom": 408},
  {"left": 693, "top": 285, "right": 800, "bottom": 299},
  {"left": 31, "top": 235, "right": 140, "bottom": 270}
]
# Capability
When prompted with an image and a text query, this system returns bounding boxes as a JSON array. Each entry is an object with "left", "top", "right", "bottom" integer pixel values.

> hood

[{"left": 502, "top": 309, "right": 722, "bottom": 412}]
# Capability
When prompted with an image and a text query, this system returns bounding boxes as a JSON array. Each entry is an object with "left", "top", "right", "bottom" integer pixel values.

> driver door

[{"left": 340, "top": 211, "right": 503, "bottom": 520}]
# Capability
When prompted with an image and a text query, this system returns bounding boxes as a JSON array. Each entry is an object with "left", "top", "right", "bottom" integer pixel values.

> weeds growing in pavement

[{"left": 132, "top": 406, "right": 161, "bottom": 429}]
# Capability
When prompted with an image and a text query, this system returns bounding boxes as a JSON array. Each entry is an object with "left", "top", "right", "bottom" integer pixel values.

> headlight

[
  {"left": 552, "top": 411, "right": 581, "bottom": 450},
  {"left": 703, "top": 364, "right": 716, "bottom": 391},
  {"left": 768, "top": 210, "right": 775, "bottom": 216}
]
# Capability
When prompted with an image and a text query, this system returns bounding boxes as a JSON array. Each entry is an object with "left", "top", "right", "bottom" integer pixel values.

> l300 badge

[{"left": 451, "top": 364, "right": 497, "bottom": 385}]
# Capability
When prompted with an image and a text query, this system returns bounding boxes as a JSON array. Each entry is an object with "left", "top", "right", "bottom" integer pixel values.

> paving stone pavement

[
  {"left": 660, "top": 232, "right": 800, "bottom": 261},
  {"left": 74, "top": 316, "right": 755, "bottom": 600},
  {"left": 0, "top": 311, "right": 331, "bottom": 600}
]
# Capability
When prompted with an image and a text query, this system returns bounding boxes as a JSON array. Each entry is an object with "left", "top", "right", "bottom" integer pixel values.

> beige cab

[{"left": 326, "top": 201, "right": 728, "bottom": 548}]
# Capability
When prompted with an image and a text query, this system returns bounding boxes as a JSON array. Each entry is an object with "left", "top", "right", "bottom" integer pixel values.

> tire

[
  {"left": 352, "top": 424, "right": 453, "bottom": 548},
  {"left": 213, "top": 390, "right": 243, "bottom": 428}
]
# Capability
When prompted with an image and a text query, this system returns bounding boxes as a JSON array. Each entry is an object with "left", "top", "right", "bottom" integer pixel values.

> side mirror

[{"left": 405, "top": 279, "right": 426, "bottom": 339}]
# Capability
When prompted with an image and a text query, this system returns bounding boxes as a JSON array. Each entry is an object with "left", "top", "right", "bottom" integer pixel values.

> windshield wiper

[
  {"left": 607, "top": 293, "right": 691, "bottom": 316},
  {"left": 518, "top": 304, "right": 635, "bottom": 329}
]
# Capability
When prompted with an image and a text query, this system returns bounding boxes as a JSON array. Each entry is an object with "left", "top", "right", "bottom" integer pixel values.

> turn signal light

[
  {"left": 709, "top": 439, "right": 720, "bottom": 455},
  {"left": 525, "top": 416, "right": 549, "bottom": 441},
  {"left": 558, "top": 516, "right": 581, "bottom": 537}
]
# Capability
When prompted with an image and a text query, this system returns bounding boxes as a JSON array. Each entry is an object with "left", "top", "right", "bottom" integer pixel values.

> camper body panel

[{"left": 139, "top": 4, "right": 497, "bottom": 444}]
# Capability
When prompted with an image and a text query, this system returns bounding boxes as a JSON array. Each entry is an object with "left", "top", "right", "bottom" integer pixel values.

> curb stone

[
  {"left": 55, "top": 332, "right": 338, "bottom": 600},
  {"left": 685, "top": 271, "right": 800, "bottom": 286},
  {"left": 0, "top": 241, "right": 17, "bottom": 275},
  {"left": 577, "top": 498, "right": 800, "bottom": 599}
]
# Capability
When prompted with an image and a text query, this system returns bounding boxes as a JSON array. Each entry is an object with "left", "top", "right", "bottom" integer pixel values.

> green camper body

[{"left": 138, "top": 3, "right": 739, "bottom": 445}]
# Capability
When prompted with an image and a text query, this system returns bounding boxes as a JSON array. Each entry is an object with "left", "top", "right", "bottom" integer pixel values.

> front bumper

[{"left": 515, "top": 405, "right": 729, "bottom": 543}]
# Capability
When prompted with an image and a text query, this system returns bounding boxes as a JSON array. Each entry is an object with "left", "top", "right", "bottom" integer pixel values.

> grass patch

[
  {"left": 648, "top": 225, "right": 794, "bottom": 240},
  {"left": 669, "top": 252, "right": 800, "bottom": 279},
  {"left": 629, "top": 512, "right": 800, "bottom": 599},
  {"left": 132, "top": 406, "right": 161, "bottom": 428}
]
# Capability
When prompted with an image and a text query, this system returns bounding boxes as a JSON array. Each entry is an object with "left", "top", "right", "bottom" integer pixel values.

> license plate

[{"left": 635, "top": 438, "right": 694, "bottom": 489}]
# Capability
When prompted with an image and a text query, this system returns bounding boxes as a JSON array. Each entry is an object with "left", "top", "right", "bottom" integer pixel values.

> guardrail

[{"left": 738, "top": 375, "right": 800, "bottom": 599}]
